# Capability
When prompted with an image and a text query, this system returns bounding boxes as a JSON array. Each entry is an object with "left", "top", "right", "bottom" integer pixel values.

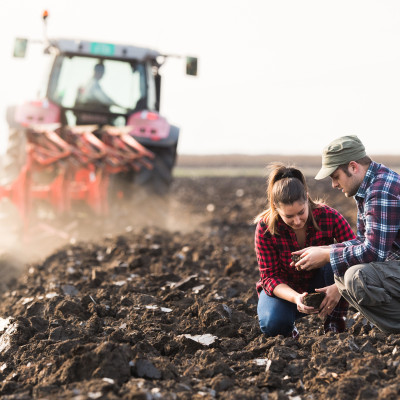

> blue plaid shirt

[{"left": 330, "top": 161, "right": 400, "bottom": 276}]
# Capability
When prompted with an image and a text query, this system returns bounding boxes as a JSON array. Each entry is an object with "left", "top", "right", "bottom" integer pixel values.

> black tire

[
  {"left": 134, "top": 144, "right": 177, "bottom": 196},
  {"left": 0, "top": 128, "right": 26, "bottom": 246},
  {"left": 105, "top": 144, "right": 176, "bottom": 228}
]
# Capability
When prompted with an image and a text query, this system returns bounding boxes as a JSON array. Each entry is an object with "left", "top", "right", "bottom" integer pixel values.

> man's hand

[
  {"left": 295, "top": 292, "right": 319, "bottom": 315},
  {"left": 291, "top": 246, "right": 331, "bottom": 271},
  {"left": 316, "top": 284, "right": 341, "bottom": 319}
]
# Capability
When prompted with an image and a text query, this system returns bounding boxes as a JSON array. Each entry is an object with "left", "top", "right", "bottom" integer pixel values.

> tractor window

[{"left": 48, "top": 55, "right": 152, "bottom": 113}]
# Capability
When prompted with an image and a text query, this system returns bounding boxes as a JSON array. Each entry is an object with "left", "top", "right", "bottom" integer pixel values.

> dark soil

[
  {"left": 0, "top": 175, "right": 399, "bottom": 400},
  {"left": 303, "top": 293, "right": 326, "bottom": 309}
]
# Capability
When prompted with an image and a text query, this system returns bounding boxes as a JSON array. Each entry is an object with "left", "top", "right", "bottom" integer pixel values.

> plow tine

[
  {"left": 63, "top": 126, "right": 107, "bottom": 164},
  {"left": 120, "top": 133, "right": 155, "bottom": 160},
  {"left": 67, "top": 125, "right": 99, "bottom": 134},
  {"left": 98, "top": 126, "right": 155, "bottom": 172},
  {"left": 102, "top": 126, "right": 155, "bottom": 159},
  {"left": 81, "top": 132, "right": 107, "bottom": 160},
  {"left": 130, "top": 155, "right": 154, "bottom": 171},
  {"left": 27, "top": 127, "right": 71, "bottom": 166}
]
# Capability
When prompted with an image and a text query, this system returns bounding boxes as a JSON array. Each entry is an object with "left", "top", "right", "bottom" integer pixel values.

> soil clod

[{"left": 303, "top": 292, "right": 326, "bottom": 308}]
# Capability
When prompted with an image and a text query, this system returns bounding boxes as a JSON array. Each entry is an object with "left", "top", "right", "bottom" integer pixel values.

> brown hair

[
  {"left": 254, "top": 163, "right": 322, "bottom": 235},
  {"left": 337, "top": 156, "right": 372, "bottom": 177}
]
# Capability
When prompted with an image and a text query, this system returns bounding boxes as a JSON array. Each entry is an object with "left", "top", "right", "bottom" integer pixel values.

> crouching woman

[{"left": 254, "top": 164, "right": 356, "bottom": 337}]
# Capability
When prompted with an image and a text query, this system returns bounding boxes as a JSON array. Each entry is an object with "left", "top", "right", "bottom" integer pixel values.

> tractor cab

[{"left": 34, "top": 39, "right": 163, "bottom": 128}]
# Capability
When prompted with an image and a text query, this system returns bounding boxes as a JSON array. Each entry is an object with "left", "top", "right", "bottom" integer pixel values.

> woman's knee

[
  {"left": 257, "top": 291, "right": 296, "bottom": 336},
  {"left": 258, "top": 313, "right": 293, "bottom": 337}
]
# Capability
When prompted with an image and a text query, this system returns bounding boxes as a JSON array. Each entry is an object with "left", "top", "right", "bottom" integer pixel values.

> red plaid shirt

[{"left": 255, "top": 205, "right": 356, "bottom": 296}]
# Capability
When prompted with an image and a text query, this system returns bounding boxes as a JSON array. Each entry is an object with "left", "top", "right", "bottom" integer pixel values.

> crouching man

[{"left": 293, "top": 135, "right": 400, "bottom": 333}]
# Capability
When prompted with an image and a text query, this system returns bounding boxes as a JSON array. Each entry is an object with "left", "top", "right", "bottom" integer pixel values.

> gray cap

[{"left": 315, "top": 135, "right": 366, "bottom": 180}]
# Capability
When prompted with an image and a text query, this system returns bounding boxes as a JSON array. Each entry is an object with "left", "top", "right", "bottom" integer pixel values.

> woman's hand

[
  {"left": 316, "top": 284, "right": 341, "bottom": 319},
  {"left": 296, "top": 292, "right": 319, "bottom": 315},
  {"left": 291, "top": 246, "right": 331, "bottom": 271}
]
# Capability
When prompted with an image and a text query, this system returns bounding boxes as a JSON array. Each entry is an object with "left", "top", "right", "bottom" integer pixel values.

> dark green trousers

[{"left": 335, "top": 260, "right": 400, "bottom": 334}]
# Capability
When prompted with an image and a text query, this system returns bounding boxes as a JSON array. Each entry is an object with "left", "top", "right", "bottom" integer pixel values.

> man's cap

[{"left": 315, "top": 135, "right": 366, "bottom": 180}]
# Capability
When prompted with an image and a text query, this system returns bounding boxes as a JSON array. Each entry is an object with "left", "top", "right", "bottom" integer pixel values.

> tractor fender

[
  {"left": 133, "top": 124, "right": 180, "bottom": 148},
  {"left": 13, "top": 99, "right": 61, "bottom": 127},
  {"left": 127, "top": 110, "right": 179, "bottom": 147}
]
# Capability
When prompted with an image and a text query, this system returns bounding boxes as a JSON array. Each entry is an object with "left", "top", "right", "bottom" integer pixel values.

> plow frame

[{"left": 0, "top": 124, "right": 155, "bottom": 241}]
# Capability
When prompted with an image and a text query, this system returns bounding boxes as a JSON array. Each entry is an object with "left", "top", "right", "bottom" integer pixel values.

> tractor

[{"left": 0, "top": 11, "right": 197, "bottom": 246}]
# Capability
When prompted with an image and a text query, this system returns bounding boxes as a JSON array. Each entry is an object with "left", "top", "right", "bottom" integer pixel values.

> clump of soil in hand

[
  {"left": 303, "top": 292, "right": 326, "bottom": 308},
  {"left": 291, "top": 254, "right": 301, "bottom": 263}
]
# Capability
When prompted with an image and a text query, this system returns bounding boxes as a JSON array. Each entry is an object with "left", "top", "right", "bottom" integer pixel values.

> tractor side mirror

[
  {"left": 13, "top": 38, "right": 28, "bottom": 58},
  {"left": 186, "top": 57, "right": 198, "bottom": 76}
]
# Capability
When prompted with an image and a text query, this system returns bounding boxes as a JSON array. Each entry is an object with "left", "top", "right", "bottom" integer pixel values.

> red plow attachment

[{"left": 0, "top": 124, "right": 154, "bottom": 241}]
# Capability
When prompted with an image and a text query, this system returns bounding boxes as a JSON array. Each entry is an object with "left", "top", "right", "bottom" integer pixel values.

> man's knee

[
  {"left": 343, "top": 264, "right": 364, "bottom": 297},
  {"left": 343, "top": 263, "right": 391, "bottom": 306}
]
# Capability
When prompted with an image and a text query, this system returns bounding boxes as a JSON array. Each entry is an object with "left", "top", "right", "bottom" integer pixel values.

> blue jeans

[{"left": 257, "top": 263, "right": 334, "bottom": 337}]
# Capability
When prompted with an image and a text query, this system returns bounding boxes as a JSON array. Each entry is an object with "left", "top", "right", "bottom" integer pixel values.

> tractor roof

[{"left": 48, "top": 38, "right": 162, "bottom": 61}]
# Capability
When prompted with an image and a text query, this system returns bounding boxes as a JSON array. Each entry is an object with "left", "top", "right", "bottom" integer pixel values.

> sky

[{"left": 0, "top": 0, "right": 399, "bottom": 155}]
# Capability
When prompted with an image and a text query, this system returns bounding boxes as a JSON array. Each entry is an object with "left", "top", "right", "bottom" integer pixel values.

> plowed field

[{"left": 0, "top": 160, "right": 399, "bottom": 399}]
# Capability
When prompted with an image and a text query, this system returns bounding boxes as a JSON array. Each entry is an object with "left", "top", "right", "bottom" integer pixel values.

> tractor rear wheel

[
  {"left": 0, "top": 128, "right": 27, "bottom": 184},
  {"left": 0, "top": 128, "right": 27, "bottom": 248},
  {"left": 106, "top": 144, "right": 177, "bottom": 228},
  {"left": 135, "top": 144, "right": 177, "bottom": 195}
]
